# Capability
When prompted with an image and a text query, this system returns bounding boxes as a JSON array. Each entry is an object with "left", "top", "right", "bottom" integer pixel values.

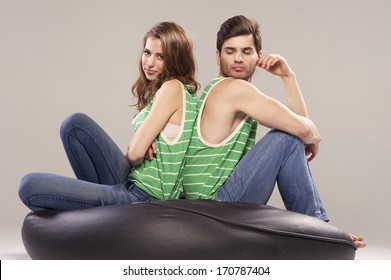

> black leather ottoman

[{"left": 21, "top": 199, "right": 356, "bottom": 259}]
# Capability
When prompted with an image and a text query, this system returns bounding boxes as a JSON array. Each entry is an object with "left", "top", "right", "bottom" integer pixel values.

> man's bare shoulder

[
  {"left": 218, "top": 77, "right": 252, "bottom": 87},
  {"left": 213, "top": 78, "right": 258, "bottom": 99}
]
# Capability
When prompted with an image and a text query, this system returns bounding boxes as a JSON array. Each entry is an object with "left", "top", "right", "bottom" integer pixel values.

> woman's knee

[
  {"left": 19, "top": 173, "right": 53, "bottom": 211},
  {"left": 18, "top": 173, "right": 39, "bottom": 202},
  {"left": 60, "top": 112, "right": 92, "bottom": 138}
]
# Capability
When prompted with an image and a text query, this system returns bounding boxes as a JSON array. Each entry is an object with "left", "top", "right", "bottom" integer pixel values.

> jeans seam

[
  {"left": 65, "top": 124, "right": 120, "bottom": 184},
  {"left": 279, "top": 135, "right": 323, "bottom": 219},
  {"left": 128, "top": 183, "right": 152, "bottom": 202},
  {"left": 237, "top": 132, "right": 286, "bottom": 200},
  {"left": 27, "top": 194, "right": 101, "bottom": 207}
]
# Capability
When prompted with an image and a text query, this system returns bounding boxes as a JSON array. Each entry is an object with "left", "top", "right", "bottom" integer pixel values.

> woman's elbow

[{"left": 126, "top": 147, "right": 144, "bottom": 167}]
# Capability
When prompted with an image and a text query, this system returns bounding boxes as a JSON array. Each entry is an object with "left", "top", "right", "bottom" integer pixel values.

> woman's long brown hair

[{"left": 131, "top": 22, "right": 199, "bottom": 111}]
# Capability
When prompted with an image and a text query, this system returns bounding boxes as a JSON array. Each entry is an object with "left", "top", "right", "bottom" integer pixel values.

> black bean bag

[{"left": 21, "top": 199, "right": 356, "bottom": 259}]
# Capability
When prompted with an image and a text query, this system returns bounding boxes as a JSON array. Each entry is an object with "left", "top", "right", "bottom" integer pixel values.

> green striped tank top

[
  {"left": 183, "top": 77, "right": 258, "bottom": 199},
  {"left": 128, "top": 80, "right": 197, "bottom": 200}
]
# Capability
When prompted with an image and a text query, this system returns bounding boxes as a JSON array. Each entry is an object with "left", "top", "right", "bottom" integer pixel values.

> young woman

[{"left": 19, "top": 22, "right": 199, "bottom": 211}]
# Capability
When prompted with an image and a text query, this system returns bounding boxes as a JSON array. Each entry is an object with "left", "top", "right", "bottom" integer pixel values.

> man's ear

[
  {"left": 216, "top": 50, "right": 221, "bottom": 66},
  {"left": 256, "top": 51, "right": 263, "bottom": 66}
]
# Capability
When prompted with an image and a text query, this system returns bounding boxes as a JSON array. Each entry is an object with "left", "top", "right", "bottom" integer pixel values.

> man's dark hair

[{"left": 217, "top": 15, "right": 262, "bottom": 53}]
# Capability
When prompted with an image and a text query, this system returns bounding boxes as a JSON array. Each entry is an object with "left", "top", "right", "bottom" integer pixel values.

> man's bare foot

[{"left": 350, "top": 234, "right": 367, "bottom": 248}]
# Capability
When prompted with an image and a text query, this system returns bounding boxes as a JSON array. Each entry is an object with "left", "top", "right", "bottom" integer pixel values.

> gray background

[{"left": 1, "top": 0, "right": 390, "bottom": 256}]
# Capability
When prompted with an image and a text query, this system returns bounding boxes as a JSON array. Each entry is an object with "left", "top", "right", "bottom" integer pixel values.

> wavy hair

[
  {"left": 131, "top": 22, "right": 199, "bottom": 111},
  {"left": 217, "top": 15, "right": 262, "bottom": 54}
]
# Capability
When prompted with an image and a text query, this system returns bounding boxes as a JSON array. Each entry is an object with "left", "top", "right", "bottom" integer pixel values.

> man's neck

[{"left": 217, "top": 73, "right": 252, "bottom": 83}]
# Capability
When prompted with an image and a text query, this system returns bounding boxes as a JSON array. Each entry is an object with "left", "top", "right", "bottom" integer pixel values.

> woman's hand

[
  {"left": 125, "top": 141, "right": 157, "bottom": 167},
  {"left": 144, "top": 141, "right": 157, "bottom": 160}
]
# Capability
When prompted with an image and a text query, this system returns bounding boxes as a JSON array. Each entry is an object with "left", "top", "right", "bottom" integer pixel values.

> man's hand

[
  {"left": 305, "top": 143, "right": 319, "bottom": 162},
  {"left": 257, "top": 54, "right": 294, "bottom": 78}
]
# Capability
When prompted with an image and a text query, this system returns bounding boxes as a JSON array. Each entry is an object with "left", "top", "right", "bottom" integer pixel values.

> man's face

[{"left": 217, "top": 34, "right": 260, "bottom": 81}]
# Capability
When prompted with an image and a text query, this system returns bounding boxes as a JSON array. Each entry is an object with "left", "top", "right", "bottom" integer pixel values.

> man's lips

[{"left": 231, "top": 65, "right": 246, "bottom": 71}]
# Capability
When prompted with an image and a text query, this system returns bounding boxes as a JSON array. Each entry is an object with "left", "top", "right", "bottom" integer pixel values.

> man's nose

[{"left": 234, "top": 53, "right": 243, "bottom": 63}]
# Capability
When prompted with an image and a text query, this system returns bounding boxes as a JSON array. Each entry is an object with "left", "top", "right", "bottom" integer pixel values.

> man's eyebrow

[
  {"left": 243, "top": 47, "right": 255, "bottom": 51},
  {"left": 223, "top": 46, "right": 255, "bottom": 51}
]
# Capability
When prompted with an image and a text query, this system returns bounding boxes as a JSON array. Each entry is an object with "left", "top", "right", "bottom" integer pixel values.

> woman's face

[{"left": 142, "top": 37, "right": 164, "bottom": 81}]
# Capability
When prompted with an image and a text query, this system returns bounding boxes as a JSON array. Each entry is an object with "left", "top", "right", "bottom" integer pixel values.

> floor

[{"left": 1, "top": 226, "right": 390, "bottom": 260}]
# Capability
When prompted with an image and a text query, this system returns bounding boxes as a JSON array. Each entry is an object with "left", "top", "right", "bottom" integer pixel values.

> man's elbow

[
  {"left": 296, "top": 118, "right": 321, "bottom": 144},
  {"left": 297, "top": 122, "right": 311, "bottom": 140}
]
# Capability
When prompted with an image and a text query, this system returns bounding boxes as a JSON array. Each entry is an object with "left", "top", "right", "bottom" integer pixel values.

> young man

[{"left": 183, "top": 15, "right": 366, "bottom": 247}]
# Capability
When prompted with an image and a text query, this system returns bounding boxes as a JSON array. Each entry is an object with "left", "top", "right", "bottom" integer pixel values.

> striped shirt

[
  {"left": 183, "top": 78, "right": 258, "bottom": 199},
  {"left": 128, "top": 80, "right": 197, "bottom": 200}
]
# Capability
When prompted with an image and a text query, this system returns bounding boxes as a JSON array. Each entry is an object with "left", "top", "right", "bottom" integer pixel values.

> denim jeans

[
  {"left": 216, "top": 129, "right": 329, "bottom": 221},
  {"left": 18, "top": 113, "right": 157, "bottom": 211}
]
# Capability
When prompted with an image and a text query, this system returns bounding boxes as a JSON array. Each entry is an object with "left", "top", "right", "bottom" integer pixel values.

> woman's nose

[{"left": 147, "top": 56, "right": 155, "bottom": 66}]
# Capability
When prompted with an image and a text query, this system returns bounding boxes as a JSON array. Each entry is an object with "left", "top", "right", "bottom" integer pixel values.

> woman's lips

[{"left": 144, "top": 69, "right": 156, "bottom": 75}]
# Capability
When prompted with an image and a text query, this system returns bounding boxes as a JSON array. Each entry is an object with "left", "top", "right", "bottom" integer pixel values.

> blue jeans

[
  {"left": 216, "top": 130, "right": 329, "bottom": 221},
  {"left": 18, "top": 113, "right": 157, "bottom": 211}
]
